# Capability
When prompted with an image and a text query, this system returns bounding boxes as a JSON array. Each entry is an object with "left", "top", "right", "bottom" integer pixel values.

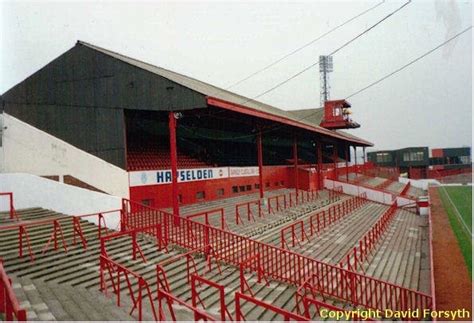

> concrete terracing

[{"left": 0, "top": 190, "right": 432, "bottom": 321}]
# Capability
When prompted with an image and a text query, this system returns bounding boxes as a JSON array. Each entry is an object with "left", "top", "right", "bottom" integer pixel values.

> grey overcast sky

[{"left": 1, "top": 0, "right": 472, "bottom": 152}]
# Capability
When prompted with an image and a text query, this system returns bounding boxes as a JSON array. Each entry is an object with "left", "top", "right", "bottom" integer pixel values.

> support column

[
  {"left": 333, "top": 142, "right": 338, "bottom": 179},
  {"left": 345, "top": 143, "right": 349, "bottom": 181},
  {"left": 169, "top": 111, "right": 180, "bottom": 223},
  {"left": 257, "top": 130, "right": 264, "bottom": 199},
  {"left": 293, "top": 136, "right": 299, "bottom": 197},
  {"left": 354, "top": 146, "right": 358, "bottom": 177},
  {"left": 317, "top": 141, "right": 322, "bottom": 190},
  {"left": 363, "top": 147, "right": 366, "bottom": 164}
]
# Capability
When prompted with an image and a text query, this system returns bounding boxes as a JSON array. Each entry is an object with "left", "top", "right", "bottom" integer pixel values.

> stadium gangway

[
  {"left": 0, "top": 259, "right": 27, "bottom": 321},
  {"left": 0, "top": 192, "right": 17, "bottom": 220},
  {"left": 120, "top": 199, "right": 433, "bottom": 314},
  {"left": 340, "top": 201, "right": 398, "bottom": 273},
  {"left": 375, "top": 178, "right": 394, "bottom": 190}
]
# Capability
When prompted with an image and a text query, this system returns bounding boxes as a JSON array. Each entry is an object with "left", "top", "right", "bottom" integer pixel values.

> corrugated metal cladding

[{"left": 1, "top": 44, "right": 207, "bottom": 168}]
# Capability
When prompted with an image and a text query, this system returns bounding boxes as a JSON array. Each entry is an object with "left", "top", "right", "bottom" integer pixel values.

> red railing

[
  {"left": 235, "top": 200, "right": 262, "bottom": 224},
  {"left": 294, "top": 263, "right": 432, "bottom": 319},
  {"left": 186, "top": 208, "right": 229, "bottom": 231},
  {"left": 0, "top": 259, "right": 27, "bottom": 321},
  {"left": 121, "top": 199, "right": 433, "bottom": 315},
  {"left": 280, "top": 220, "right": 308, "bottom": 249},
  {"left": 340, "top": 202, "right": 398, "bottom": 272},
  {"left": 400, "top": 181, "right": 411, "bottom": 196},
  {"left": 156, "top": 245, "right": 221, "bottom": 289},
  {"left": 0, "top": 192, "right": 17, "bottom": 220},
  {"left": 191, "top": 274, "right": 233, "bottom": 321},
  {"left": 73, "top": 209, "right": 122, "bottom": 243},
  {"left": 280, "top": 196, "right": 367, "bottom": 249},
  {"left": 155, "top": 246, "right": 222, "bottom": 320},
  {"left": 267, "top": 194, "right": 287, "bottom": 214},
  {"left": 0, "top": 218, "right": 69, "bottom": 262},
  {"left": 235, "top": 291, "right": 308, "bottom": 321},
  {"left": 267, "top": 190, "right": 321, "bottom": 215},
  {"left": 0, "top": 208, "right": 122, "bottom": 262},
  {"left": 99, "top": 254, "right": 157, "bottom": 321},
  {"left": 157, "top": 289, "right": 216, "bottom": 321},
  {"left": 239, "top": 253, "right": 269, "bottom": 297}
]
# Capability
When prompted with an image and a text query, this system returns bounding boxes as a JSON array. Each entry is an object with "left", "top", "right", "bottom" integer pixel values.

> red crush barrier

[
  {"left": 340, "top": 202, "right": 398, "bottom": 272},
  {"left": 99, "top": 254, "right": 157, "bottom": 321},
  {"left": 191, "top": 274, "right": 233, "bottom": 321},
  {"left": 267, "top": 190, "right": 320, "bottom": 215},
  {"left": 239, "top": 253, "right": 269, "bottom": 297},
  {"left": 400, "top": 181, "right": 411, "bottom": 196},
  {"left": 280, "top": 196, "right": 368, "bottom": 250},
  {"left": 0, "top": 259, "right": 27, "bottom": 321},
  {"left": 235, "top": 291, "right": 308, "bottom": 321},
  {"left": 0, "top": 192, "right": 17, "bottom": 220},
  {"left": 121, "top": 199, "right": 433, "bottom": 314},
  {"left": 280, "top": 220, "right": 308, "bottom": 249},
  {"left": 73, "top": 209, "right": 122, "bottom": 242},
  {"left": 235, "top": 200, "right": 262, "bottom": 224},
  {"left": 267, "top": 194, "right": 286, "bottom": 214},
  {"left": 186, "top": 208, "right": 229, "bottom": 231},
  {"left": 157, "top": 288, "right": 216, "bottom": 321},
  {"left": 0, "top": 219, "right": 69, "bottom": 262},
  {"left": 156, "top": 245, "right": 221, "bottom": 288}
]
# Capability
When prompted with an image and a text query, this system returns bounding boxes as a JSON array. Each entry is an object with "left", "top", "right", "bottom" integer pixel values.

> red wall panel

[{"left": 130, "top": 166, "right": 297, "bottom": 208}]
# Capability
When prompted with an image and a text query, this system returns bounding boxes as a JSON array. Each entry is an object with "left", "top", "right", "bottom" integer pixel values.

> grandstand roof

[{"left": 77, "top": 41, "right": 373, "bottom": 147}]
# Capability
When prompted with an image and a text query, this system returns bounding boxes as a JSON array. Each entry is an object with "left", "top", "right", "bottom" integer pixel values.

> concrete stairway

[{"left": 385, "top": 181, "right": 405, "bottom": 194}]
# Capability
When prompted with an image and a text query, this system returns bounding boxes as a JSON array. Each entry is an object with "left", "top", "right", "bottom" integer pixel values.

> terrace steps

[
  {"left": 1, "top": 190, "right": 431, "bottom": 321},
  {"left": 359, "top": 209, "right": 429, "bottom": 293}
]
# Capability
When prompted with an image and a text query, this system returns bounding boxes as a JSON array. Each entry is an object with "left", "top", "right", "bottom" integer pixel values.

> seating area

[
  {"left": 127, "top": 147, "right": 210, "bottom": 171},
  {"left": 0, "top": 188, "right": 433, "bottom": 321}
]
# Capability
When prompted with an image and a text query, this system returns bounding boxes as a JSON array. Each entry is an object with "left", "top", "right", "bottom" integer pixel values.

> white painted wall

[
  {"left": 0, "top": 113, "right": 129, "bottom": 198},
  {"left": 398, "top": 177, "right": 435, "bottom": 190},
  {"left": 0, "top": 173, "right": 121, "bottom": 230},
  {"left": 324, "top": 178, "right": 416, "bottom": 207}
]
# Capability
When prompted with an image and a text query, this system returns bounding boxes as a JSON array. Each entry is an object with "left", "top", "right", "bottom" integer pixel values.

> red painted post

[
  {"left": 293, "top": 136, "right": 299, "bottom": 197},
  {"left": 257, "top": 130, "right": 264, "bottom": 199},
  {"left": 169, "top": 111, "right": 180, "bottom": 224},
  {"left": 316, "top": 141, "right": 323, "bottom": 190},
  {"left": 345, "top": 143, "right": 349, "bottom": 182},
  {"left": 9, "top": 193, "right": 13, "bottom": 220},
  {"left": 333, "top": 142, "right": 338, "bottom": 179}
]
